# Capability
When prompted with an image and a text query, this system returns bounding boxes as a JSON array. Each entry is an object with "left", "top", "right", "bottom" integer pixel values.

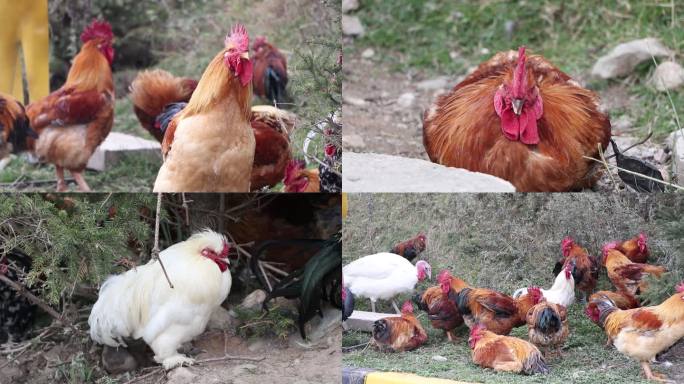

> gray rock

[
  {"left": 342, "top": 15, "right": 365, "bottom": 37},
  {"left": 86, "top": 132, "right": 161, "bottom": 171},
  {"left": 343, "top": 134, "right": 366, "bottom": 150},
  {"left": 342, "top": 0, "right": 360, "bottom": 13},
  {"left": 591, "top": 38, "right": 672, "bottom": 79},
  {"left": 668, "top": 129, "right": 684, "bottom": 184},
  {"left": 343, "top": 95, "right": 367, "bottom": 107},
  {"left": 361, "top": 48, "right": 375, "bottom": 59},
  {"left": 342, "top": 152, "right": 516, "bottom": 192},
  {"left": 206, "top": 306, "right": 237, "bottom": 332},
  {"left": 167, "top": 367, "right": 197, "bottom": 384},
  {"left": 396, "top": 92, "right": 416, "bottom": 108},
  {"left": 416, "top": 76, "right": 451, "bottom": 90},
  {"left": 240, "top": 289, "right": 267, "bottom": 310},
  {"left": 432, "top": 355, "right": 448, "bottom": 362},
  {"left": 102, "top": 346, "right": 138, "bottom": 374},
  {"left": 650, "top": 61, "right": 684, "bottom": 91}
]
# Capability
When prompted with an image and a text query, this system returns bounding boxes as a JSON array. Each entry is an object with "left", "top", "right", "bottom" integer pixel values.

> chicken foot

[
  {"left": 55, "top": 166, "right": 67, "bottom": 192},
  {"left": 71, "top": 171, "right": 91, "bottom": 192},
  {"left": 641, "top": 361, "right": 670, "bottom": 382}
]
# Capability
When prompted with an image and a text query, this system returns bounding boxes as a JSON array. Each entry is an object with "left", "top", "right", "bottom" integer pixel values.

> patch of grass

[
  {"left": 350, "top": 0, "right": 683, "bottom": 139},
  {"left": 234, "top": 305, "right": 297, "bottom": 340},
  {"left": 342, "top": 194, "right": 682, "bottom": 383},
  {"left": 55, "top": 353, "right": 97, "bottom": 384}
]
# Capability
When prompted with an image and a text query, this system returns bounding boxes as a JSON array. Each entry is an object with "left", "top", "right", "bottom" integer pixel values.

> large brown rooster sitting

[{"left": 423, "top": 46, "right": 611, "bottom": 192}]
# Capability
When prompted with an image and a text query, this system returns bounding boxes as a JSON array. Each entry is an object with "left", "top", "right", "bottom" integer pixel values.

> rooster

[
  {"left": 514, "top": 262, "right": 575, "bottom": 308},
  {"left": 283, "top": 159, "right": 320, "bottom": 192},
  {"left": 252, "top": 36, "right": 288, "bottom": 105},
  {"left": 585, "top": 290, "right": 640, "bottom": 347},
  {"left": 448, "top": 272, "right": 542, "bottom": 335},
  {"left": 88, "top": 230, "right": 232, "bottom": 369},
  {"left": 608, "top": 233, "right": 650, "bottom": 264},
  {"left": 372, "top": 301, "right": 428, "bottom": 352},
  {"left": 130, "top": 71, "right": 293, "bottom": 191},
  {"left": 390, "top": 232, "right": 427, "bottom": 262},
  {"left": 153, "top": 24, "right": 255, "bottom": 192},
  {"left": 602, "top": 244, "right": 666, "bottom": 296},
  {"left": 26, "top": 20, "right": 115, "bottom": 192},
  {"left": 343, "top": 253, "right": 431, "bottom": 313},
  {"left": 413, "top": 270, "right": 463, "bottom": 341},
  {"left": 423, "top": 46, "right": 611, "bottom": 192},
  {"left": 0, "top": 249, "right": 36, "bottom": 343},
  {"left": 553, "top": 237, "right": 598, "bottom": 302},
  {"left": 469, "top": 324, "right": 549, "bottom": 375},
  {"left": 0, "top": 93, "right": 36, "bottom": 158},
  {"left": 526, "top": 300, "right": 568, "bottom": 356},
  {"left": 250, "top": 105, "right": 294, "bottom": 190},
  {"left": 590, "top": 282, "right": 684, "bottom": 382},
  {"left": 129, "top": 69, "right": 198, "bottom": 142}
]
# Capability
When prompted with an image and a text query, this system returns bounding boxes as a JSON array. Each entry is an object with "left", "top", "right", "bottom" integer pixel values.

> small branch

[
  {"left": 123, "top": 368, "right": 164, "bottom": 384},
  {"left": 195, "top": 354, "right": 265, "bottom": 364},
  {"left": 181, "top": 193, "right": 191, "bottom": 227},
  {"left": 597, "top": 143, "right": 618, "bottom": 191},
  {"left": 0, "top": 274, "right": 62, "bottom": 322},
  {"left": 153, "top": 193, "right": 174, "bottom": 289}
]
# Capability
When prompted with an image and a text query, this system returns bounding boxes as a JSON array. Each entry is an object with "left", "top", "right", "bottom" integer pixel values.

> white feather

[
  {"left": 514, "top": 269, "right": 575, "bottom": 308},
  {"left": 343, "top": 253, "right": 425, "bottom": 302},
  {"left": 89, "top": 230, "right": 232, "bottom": 369}
]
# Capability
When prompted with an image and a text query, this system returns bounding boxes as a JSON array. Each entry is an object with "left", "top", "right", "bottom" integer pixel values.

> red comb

[
  {"left": 401, "top": 300, "right": 414, "bottom": 313},
  {"left": 676, "top": 281, "right": 684, "bottom": 293},
  {"left": 284, "top": 159, "right": 305, "bottom": 184},
  {"left": 436, "top": 270, "right": 452, "bottom": 284},
  {"left": 81, "top": 20, "right": 113, "bottom": 44},
  {"left": 511, "top": 46, "right": 527, "bottom": 98},
  {"left": 225, "top": 24, "right": 249, "bottom": 52}
]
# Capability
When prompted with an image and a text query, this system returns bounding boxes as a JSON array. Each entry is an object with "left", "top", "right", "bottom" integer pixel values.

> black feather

[
  {"left": 535, "top": 307, "right": 561, "bottom": 334},
  {"left": 455, "top": 288, "right": 472, "bottom": 316},
  {"left": 264, "top": 66, "right": 287, "bottom": 105},
  {"left": 412, "top": 292, "right": 427, "bottom": 311},
  {"left": 154, "top": 102, "right": 186, "bottom": 135},
  {"left": 372, "top": 319, "right": 391, "bottom": 343},
  {"left": 342, "top": 286, "right": 354, "bottom": 321},
  {"left": 0, "top": 249, "right": 36, "bottom": 343},
  {"left": 610, "top": 139, "right": 664, "bottom": 192}
]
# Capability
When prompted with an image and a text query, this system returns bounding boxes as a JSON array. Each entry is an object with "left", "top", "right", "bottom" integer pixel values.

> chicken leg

[
  {"left": 55, "top": 166, "right": 67, "bottom": 192},
  {"left": 641, "top": 361, "right": 669, "bottom": 382},
  {"left": 72, "top": 171, "right": 91, "bottom": 192}
]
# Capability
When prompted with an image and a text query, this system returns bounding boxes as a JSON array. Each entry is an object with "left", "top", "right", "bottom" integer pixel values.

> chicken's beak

[
  {"left": 240, "top": 51, "right": 250, "bottom": 60},
  {"left": 511, "top": 99, "right": 524, "bottom": 115}
]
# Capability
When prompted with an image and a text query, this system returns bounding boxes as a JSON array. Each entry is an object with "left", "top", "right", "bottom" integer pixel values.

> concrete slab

[
  {"left": 86, "top": 132, "right": 161, "bottom": 171},
  {"left": 342, "top": 152, "right": 516, "bottom": 192},
  {"left": 344, "top": 310, "right": 400, "bottom": 333},
  {"left": 668, "top": 129, "right": 684, "bottom": 184}
]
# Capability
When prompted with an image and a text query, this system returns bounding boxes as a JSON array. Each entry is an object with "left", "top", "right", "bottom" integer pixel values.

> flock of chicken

[
  {"left": 0, "top": 19, "right": 339, "bottom": 193},
  {"left": 342, "top": 232, "right": 684, "bottom": 382}
]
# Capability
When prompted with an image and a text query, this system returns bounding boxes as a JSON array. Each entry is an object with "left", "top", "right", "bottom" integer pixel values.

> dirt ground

[{"left": 342, "top": 53, "right": 673, "bottom": 191}]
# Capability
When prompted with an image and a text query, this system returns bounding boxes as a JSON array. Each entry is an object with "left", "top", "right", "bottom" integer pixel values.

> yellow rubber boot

[{"left": 0, "top": 0, "right": 49, "bottom": 103}]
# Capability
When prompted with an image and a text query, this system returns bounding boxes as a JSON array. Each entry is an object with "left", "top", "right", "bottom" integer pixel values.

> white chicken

[
  {"left": 513, "top": 262, "right": 575, "bottom": 308},
  {"left": 89, "top": 230, "right": 232, "bottom": 369},
  {"left": 343, "top": 252, "right": 431, "bottom": 313}
]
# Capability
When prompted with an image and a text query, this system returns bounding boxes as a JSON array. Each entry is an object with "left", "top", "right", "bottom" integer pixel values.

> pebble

[
  {"left": 396, "top": 92, "right": 416, "bottom": 108},
  {"left": 361, "top": 48, "right": 375, "bottom": 59},
  {"left": 432, "top": 355, "right": 448, "bottom": 362},
  {"left": 342, "top": 15, "right": 365, "bottom": 36}
]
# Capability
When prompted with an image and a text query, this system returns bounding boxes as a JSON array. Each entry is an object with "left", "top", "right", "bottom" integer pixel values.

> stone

[
  {"left": 416, "top": 76, "right": 451, "bottom": 91},
  {"left": 432, "top": 355, "right": 448, "bottom": 362},
  {"left": 396, "top": 92, "right": 416, "bottom": 108},
  {"left": 342, "top": 152, "right": 516, "bottom": 192},
  {"left": 343, "top": 95, "right": 367, "bottom": 107},
  {"left": 591, "top": 38, "right": 672, "bottom": 79},
  {"left": 101, "top": 346, "right": 138, "bottom": 374},
  {"left": 650, "top": 61, "right": 684, "bottom": 91},
  {"left": 361, "top": 48, "right": 375, "bottom": 59},
  {"left": 668, "top": 129, "right": 684, "bottom": 184},
  {"left": 167, "top": 367, "right": 197, "bottom": 384},
  {"left": 342, "top": 15, "right": 365, "bottom": 37},
  {"left": 240, "top": 289, "right": 267, "bottom": 310},
  {"left": 206, "top": 306, "right": 237, "bottom": 332},
  {"left": 342, "top": 134, "right": 366, "bottom": 150},
  {"left": 342, "top": 0, "right": 360, "bottom": 13},
  {"left": 86, "top": 132, "right": 161, "bottom": 171}
]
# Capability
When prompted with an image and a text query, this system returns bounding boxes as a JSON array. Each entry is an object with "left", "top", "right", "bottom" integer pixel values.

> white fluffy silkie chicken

[{"left": 88, "top": 230, "right": 232, "bottom": 369}]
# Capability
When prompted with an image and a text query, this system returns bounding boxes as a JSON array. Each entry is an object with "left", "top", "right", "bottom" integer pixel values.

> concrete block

[
  {"left": 668, "top": 129, "right": 684, "bottom": 183},
  {"left": 344, "top": 310, "right": 399, "bottom": 333},
  {"left": 342, "top": 152, "right": 516, "bottom": 192},
  {"left": 86, "top": 132, "right": 161, "bottom": 171}
]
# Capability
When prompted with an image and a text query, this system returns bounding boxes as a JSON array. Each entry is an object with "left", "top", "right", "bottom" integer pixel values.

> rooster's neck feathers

[
  {"left": 65, "top": 41, "right": 113, "bottom": 93},
  {"left": 181, "top": 50, "right": 251, "bottom": 120}
]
